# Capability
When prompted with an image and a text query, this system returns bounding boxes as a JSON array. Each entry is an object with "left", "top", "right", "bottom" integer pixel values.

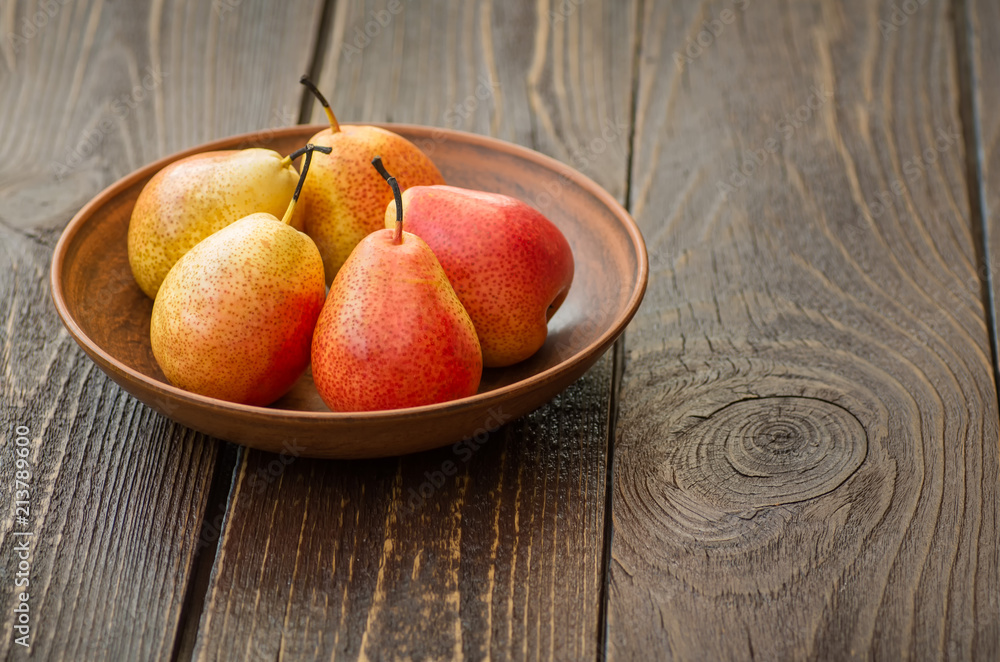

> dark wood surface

[
  {"left": 2, "top": 1, "right": 998, "bottom": 661},
  {"left": 610, "top": 0, "right": 1000, "bottom": 659}
]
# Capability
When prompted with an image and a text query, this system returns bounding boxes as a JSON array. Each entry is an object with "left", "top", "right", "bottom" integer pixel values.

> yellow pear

[
  {"left": 292, "top": 76, "right": 445, "bottom": 283},
  {"left": 128, "top": 147, "right": 303, "bottom": 299}
]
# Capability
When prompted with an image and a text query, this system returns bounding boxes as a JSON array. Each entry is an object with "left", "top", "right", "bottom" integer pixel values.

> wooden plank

[
  {"left": 190, "top": 0, "right": 638, "bottom": 659},
  {"left": 961, "top": 0, "right": 1000, "bottom": 652},
  {"left": 0, "top": 1, "right": 323, "bottom": 659},
  {"left": 968, "top": 0, "right": 1000, "bottom": 374},
  {"left": 607, "top": 0, "right": 1000, "bottom": 659}
]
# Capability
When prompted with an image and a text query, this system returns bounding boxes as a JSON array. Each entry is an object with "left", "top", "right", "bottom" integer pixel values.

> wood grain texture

[
  {"left": 194, "top": 370, "right": 613, "bottom": 661},
  {"left": 190, "top": 0, "right": 638, "bottom": 659},
  {"left": 609, "top": 0, "right": 1000, "bottom": 659},
  {"left": 0, "top": 0, "right": 323, "bottom": 659}
]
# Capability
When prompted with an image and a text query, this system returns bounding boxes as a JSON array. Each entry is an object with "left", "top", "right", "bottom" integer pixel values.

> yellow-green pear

[
  {"left": 150, "top": 145, "right": 330, "bottom": 407},
  {"left": 128, "top": 147, "right": 303, "bottom": 299}
]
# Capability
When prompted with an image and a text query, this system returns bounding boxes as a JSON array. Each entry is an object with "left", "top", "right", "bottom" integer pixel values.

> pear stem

[
  {"left": 280, "top": 144, "right": 333, "bottom": 225},
  {"left": 300, "top": 75, "right": 341, "bottom": 133},
  {"left": 279, "top": 144, "right": 313, "bottom": 169},
  {"left": 372, "top": 156, "right": 403, "bottom": 244}
]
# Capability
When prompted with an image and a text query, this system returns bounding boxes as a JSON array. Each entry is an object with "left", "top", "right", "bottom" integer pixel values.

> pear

[
  {"left": 129, "top": 147, "right": 304, "bottom": 299},
  {"left": 386, "top": 186, "right": 574, "bottom": 367},
  {"left": 292, "top": 76, "right": 445, "bottom": 284},
  {"left": 311, "top": 157, "right": 481, "bottom": 412},
  {"left": 150, "top": 145, "right": 331, "bottom": 406}
]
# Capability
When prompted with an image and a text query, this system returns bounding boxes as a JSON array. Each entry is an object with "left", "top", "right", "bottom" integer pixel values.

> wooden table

[{"left": 2, "top": 0, "right": 999, "bottom": 659}]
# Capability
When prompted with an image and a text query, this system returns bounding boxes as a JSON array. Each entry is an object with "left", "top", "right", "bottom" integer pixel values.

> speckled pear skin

[
  {"left": 150, "top": 213, "right": 326, "bottom": 407},
  {"left": 291, "top": 127, "right": 444, "bottom": 284},
  {"left": 311, "top": 228, "right": 482, "bottom": 412},
  {"left": 128, "top": 148, "right": 301, "bottom": 299},
  {"left": 386, "top": 186, "right": 575, "bottom": 367}
]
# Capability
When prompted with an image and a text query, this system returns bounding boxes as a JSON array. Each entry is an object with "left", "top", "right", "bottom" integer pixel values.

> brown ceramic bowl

[{"left": 50, "top": 125, "right": 648, "bottom": 458}]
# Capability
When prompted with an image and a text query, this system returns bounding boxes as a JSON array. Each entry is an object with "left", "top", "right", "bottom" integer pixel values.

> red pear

[
  {"left": 311, "top": 159, "right": 482, "bottom": 412},
  {"left": 385, "top": 186, "right": 574, "bottom": 367}
]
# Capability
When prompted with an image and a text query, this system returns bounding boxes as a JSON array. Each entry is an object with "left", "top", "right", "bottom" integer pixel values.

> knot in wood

[{"left": 674, "top": 396, "right": 867, "bottom": 510}]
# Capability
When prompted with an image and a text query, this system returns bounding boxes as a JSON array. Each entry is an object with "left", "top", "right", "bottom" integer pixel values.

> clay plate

[{"left": 50, "top": 125, "right": 648, "bottom": 458}]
